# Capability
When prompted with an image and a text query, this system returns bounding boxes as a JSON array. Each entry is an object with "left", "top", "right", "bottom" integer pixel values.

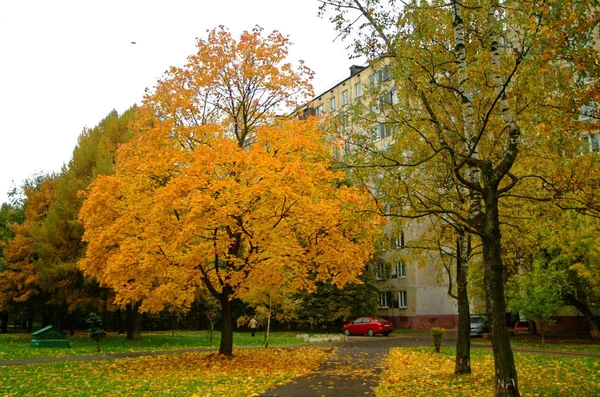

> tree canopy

[
  {"left": 319, "top": 0, "right": 600, "bottom": 395},
  {"left": 78, "top": 26, "right": 381, "bottom": 356}
]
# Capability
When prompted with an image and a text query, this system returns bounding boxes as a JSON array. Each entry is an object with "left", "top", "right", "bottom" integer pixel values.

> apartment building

[{"left": 294, "top": 62, "right": 459, "bottom": 329}]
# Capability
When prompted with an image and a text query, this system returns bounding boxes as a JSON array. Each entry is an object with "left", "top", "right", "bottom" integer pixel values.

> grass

[
  {"left": 377, "top": 346, "right": 600, "bottom": 396},
  {"left": 0, "top": 346, "right": 333, "bottom": 397},
  {"left": 0, "top": 330, "right": 304, "bottom": 361},
  {"left": 471, "top": 332, "right": 600, "bottom": 354}
]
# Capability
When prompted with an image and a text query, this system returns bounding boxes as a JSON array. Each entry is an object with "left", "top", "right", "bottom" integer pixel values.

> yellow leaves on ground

[
  {"left": 0, "top": 347, "right": 332, "bottom": 397},
  {"left": 376, "top": 347, "right": 600, "bottom": 396}
]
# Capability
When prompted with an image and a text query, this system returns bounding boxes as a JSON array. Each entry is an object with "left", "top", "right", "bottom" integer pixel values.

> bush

[{"left": 430, "top": 327, "right": 445, "bottom": 353}]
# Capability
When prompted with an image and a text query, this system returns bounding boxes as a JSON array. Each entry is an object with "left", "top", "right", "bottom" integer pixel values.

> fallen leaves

[
  {"left": 0, "top": 347, "right": 333, "bottom": 396},
  {"left": 376, "top": 347, "right": 600, "bottom": 396}
]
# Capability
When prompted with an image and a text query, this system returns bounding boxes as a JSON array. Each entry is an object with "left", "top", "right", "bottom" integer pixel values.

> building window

[
  {"left": 379, "top": 292, "right": 389, "bottom": 308},
  {"left": 583, "top": 133, "right": 600, "bottom": 152},
  {"left": 369, "top": 72, "right": 380, "bottom": 86},
  {"left": 315, "top": 104, "right": 324, "bottom": 116},
  {"left": 398, "top": 291, "right": 408, "bottom": 308},
  {"left": 393, "top": 230, "right": 405, "bottom": 248},
  {"left": 580, "top": 102, "right": 597, "bottom": 121},
  {"left": 354, "top": 82, "right": 362, "bottom": 98},
  {"left": 329, "top": 96, "right": 336, "bottom": 111},
  {"left": 369, "top": 66, "right": 391, "bottom": 87},
  {"left": 382, "top": 65, "right": 391, "bottom": 81},
  {"left": 390, "top": 88, "right": 399, "bottom": 105},
  {"left": 375, "top": 262, "right": 388, "bottom": 280},
  {"left": 373, "top": 123, "right": 392, "bottom": 141},
  {"left": 391, "top": 261, "right": 406, "bottom": 278},
  {"left": 342, "top": 90, "right": 348, "bottom": 106}
]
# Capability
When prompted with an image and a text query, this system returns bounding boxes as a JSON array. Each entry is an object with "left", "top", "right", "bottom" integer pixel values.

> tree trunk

[
  {"left": 540, "top": 321, "right": 545, "bottom": 347},
  {"left": 209, "top": 320, "right": 214, "bottom": 347},
  {"left": 530, "top": 320, "right": 538, "bottom": 335},
  {"left": 126, "top": 302, "right": 142, "bottom": 340},
  {"left": 265, "top": 296, "right": 272, "bottom": 349},
  {"left": 126, "top": 304, "right": 134, "bottom": 340},
  {"left": 0, "top": 311, "right": 8, "bottom": 333},
  {"left": 590, "top": 319, "right": 600, "bottom": 342},
  {"left": 455, "top": 232, "right": 471, "bottom": 374},
  {"left": 563, "top": 293, "right": 600, "bottom": 342},
  {"left": 133, "top": 307, "right": 142, "bottom": 340},
  {"left": 115, "top": 309, "right": 124, "bottom": 334},
  {"left": 42, "top": 308, "right": 51, "bottom": 327},
  {"left": 483, "top": 193, "right": 520, "bottom": 397},
  {"left": 69, "top": 313, "right": 75, "bottom": 336},
  {"left": 218, "top": 286, "right": 234, "bottom": 356}
]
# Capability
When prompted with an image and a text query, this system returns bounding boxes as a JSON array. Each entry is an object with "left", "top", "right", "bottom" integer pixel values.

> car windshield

[
  {"left": 373, "top": 317, "right": 388, "bottom": 322},
  {"left": 470, "top": 317, "right": 485, "bottom": 324}
]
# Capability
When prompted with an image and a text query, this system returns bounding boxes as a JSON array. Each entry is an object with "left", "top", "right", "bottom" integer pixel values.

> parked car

[
  {"left": 470, "top": 315, "right": 490, "bottom": 337},
  {"left": 343, "top": 316, "right": 393, "bottom": 336}
]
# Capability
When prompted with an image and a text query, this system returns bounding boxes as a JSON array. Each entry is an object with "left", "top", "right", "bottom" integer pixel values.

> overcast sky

[{"left": 0, "top": 0, "right": 360, "bottom": 204}]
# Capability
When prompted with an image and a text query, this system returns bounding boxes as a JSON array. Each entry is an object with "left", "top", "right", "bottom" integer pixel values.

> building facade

[{"left": 294, "top": 62, "right": 459, "bottom": 329}]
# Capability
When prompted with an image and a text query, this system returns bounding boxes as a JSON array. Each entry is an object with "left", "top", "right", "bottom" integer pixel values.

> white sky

[{"left": 0, "top": 0, "right": 360, "bottom": 204}]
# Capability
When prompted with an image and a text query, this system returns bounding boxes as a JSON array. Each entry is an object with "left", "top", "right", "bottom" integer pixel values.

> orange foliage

[{"left": 78, "top": 27, "right": 380, "bottom": 321}]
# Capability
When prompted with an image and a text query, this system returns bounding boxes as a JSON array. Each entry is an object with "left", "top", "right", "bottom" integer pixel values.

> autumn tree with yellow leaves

[
  {"left": 79, "top": 26, "right": 381, "bottom": 356},
  {"left": 319, "top": 0, "right": 599, "bottom": 395}
]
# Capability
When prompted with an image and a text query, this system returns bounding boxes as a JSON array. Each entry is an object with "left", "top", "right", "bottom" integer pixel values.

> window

[
  {"left": 371, "top": 99, "right": 380, "bottom": 114},
  {"left": 393, "top": 230, "right": 405, "bottom": 248},
  {"left": 580, "top": 101, "right": 597, "bottom": 121},
  {"left": 369, "top": 72, "right": 380, "bottom": 86},
  {"left": 382, "top": 65, "right": 391, "bottom": 81},
  {"left": 398, "top": 291, "right": 407, "bottom": 308},
  {"left": 583, "top": 133, "right": 600, "bottom": 152},
  {"left": 390, "top": 88, "right": 399, "bottom": 105},
  {"left": 341, "top": 90, "right": 348, "bottom": 106},
  {"left": 391, "top": 261, "right": 406, "bottom": 278},
  {"left": 344, "top": 140, "right": 351, "bottom": 154},
  {"left": 373, "top": 124, "right": 391, "bottom": 141},
  {"left": 382, "top": 291, "right": 407, "bottom": 309},
  {"left": 379, "top": 292, "right": 389, "bottom": 308},
  {"left": 369, "top": 66, "right": 391, "bottom": 86},
  {"left": 329, "top": 96, "right": 336, "bottom": 111},
  {"left": 375, "top": 262, "right": 388, "bottom": 280},
  {"left": 315, "top": 104, "right": 324, "bottom": 116},
  {"left": 354, "top": 82, "right": 362, "bottom": 98}
]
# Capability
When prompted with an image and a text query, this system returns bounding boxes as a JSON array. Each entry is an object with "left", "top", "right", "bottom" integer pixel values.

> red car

[{"left": 343, "top": 316, "right": 394, "bottom": 336}]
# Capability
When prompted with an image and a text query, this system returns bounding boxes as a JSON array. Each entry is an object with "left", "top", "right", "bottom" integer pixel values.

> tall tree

[
  {"left": 79, "top": 27, "right": 380, "bottom": 356},
  {"left": 0, "top": 175, "right": 58, "bottom": 326},
  {"left": 0, "top": 108, "right": 136, "bottom": 332},
  {"left": 507, "top": 208, "right": 600, "bottom": 341},
  {"left": 318, "top": 1, "right": 599, "bottom": 395}
]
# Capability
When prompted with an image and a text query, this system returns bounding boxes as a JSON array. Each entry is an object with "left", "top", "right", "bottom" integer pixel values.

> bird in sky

[{"left": 131, "top": 41, "right": 136, "bottom": 45}]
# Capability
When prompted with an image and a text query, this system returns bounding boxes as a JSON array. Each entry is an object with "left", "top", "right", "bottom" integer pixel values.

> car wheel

[
  {"left": 383, "top": 332, "right": 390, "bottom": 336},
  {"left": 344, "top": 329, "right": 351, "bottom": 336},
  {"left": 367, "top": 328, "right": 375, "bottom": 337}
]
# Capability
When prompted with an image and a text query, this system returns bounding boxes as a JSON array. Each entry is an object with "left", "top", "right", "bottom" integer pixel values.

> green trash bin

[{"left": 31, "top": 325, "right": 70, "bottom": 348}]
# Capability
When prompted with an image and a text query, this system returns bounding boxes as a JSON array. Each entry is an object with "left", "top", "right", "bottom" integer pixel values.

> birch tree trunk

[{"left": 455, "top": 231, "right": 471, "bottom": 374}]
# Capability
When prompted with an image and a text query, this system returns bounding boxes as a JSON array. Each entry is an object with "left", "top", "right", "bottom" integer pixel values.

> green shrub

[{"left": 430, "top": 327, "right": 445, "bottom": 353}]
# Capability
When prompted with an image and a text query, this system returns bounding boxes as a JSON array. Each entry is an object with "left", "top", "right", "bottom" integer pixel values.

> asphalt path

[{"left": 259, "top": 332, "right": 441, "bottom": 397}]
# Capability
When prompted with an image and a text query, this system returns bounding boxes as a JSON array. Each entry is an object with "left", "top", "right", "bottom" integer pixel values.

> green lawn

[
  {"left": 377, "top": 346, "right": 600, "bottom": 396},
  {"left": 0, "top": 331, "right": 305, "bottom": 361},
  {"left": 472, "top": 332, "right": 600, "bottom": 354}
]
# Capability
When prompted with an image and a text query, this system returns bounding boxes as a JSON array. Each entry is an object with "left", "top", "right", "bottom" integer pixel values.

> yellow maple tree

[{"left": 79, "top": 26, "right": 381, "bottom": 356}]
